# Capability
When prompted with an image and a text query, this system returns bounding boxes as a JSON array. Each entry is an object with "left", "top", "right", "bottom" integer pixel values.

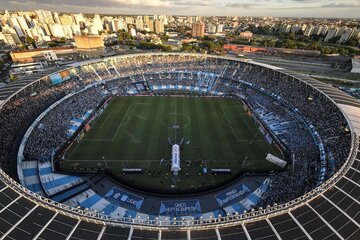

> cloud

[
  {"left": 166, "top": 0, "right": 213, "bottom": 6},
  {"left": 321, "top": 2, "right": 360, "bottom": 8},
  {"left": 225, "top": 3, "right": 259, "bottom": 8},
  {"left": 0, "top": 0, "right": 359, "bottom": 17},
  {"left": 3, "top": 0, "right": 170, "bottom": 9}
]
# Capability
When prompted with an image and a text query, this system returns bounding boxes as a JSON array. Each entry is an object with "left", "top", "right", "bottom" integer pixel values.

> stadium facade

[{"left": 0, "top": 53, "right": 359, "bottom": 239}]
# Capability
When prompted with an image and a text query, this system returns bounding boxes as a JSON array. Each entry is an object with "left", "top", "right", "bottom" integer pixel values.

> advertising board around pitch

[
  {"left": 105, "top": 187, "right": 144, "bottom": 210},
  {"left": 160, "top": 199, "right": 202, "bottom": 216},
  {"left": 215, "top": 183, "right": 251, "bottom": 207}
]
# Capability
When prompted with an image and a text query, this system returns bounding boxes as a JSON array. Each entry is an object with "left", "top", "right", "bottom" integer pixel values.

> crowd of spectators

[
  {"left": 0, "top": 54, "right": 351, "bottom": 209},
  {"left": 243, "top": 88, "right": 319, "bottom": 205},
  {"left": 0, "top": 79, "right": 79, "bottom": 177},
  {"left": 216, "top": 61, "right": 350, "bottom": 205},
  {"left": 24, "top": 86, "right": 109, "bottom": 162}
]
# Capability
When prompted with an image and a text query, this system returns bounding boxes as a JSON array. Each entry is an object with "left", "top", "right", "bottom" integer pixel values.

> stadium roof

[
  {"left": 351, "top": 57, "right": 360, "bottom": 74},
  {"left": 0, "top": 53, "right": 359, "bottom": 239},
  {"left": 0, "top": 66, "right": 67, "bottom": 102}
]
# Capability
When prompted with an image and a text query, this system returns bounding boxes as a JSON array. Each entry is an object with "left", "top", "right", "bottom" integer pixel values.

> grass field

[{"left": 61, "top": 96, "right": 281, "bottom": 193}]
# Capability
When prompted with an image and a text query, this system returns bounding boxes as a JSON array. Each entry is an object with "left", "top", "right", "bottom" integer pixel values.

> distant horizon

[
  {"left": 1, "top": 7, "right": 360, "bottom": 20},
  {"left": 0, "top": 0, "right": 359, "bottom": 19}
]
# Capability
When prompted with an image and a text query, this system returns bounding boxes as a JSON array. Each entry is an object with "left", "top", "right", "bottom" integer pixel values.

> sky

[{"left": 0, "top": 0, "right": 360, "bottom": 18}]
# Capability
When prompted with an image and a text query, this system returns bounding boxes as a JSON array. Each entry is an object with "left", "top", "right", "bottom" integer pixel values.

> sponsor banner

[
  {"left": 159, "top": 199, "right": 202, "bottom": 216},
  {"left": 216, "top": 184, "right": 250, "bottom": 207},
  {"left": 265, "top": 133, "right": 273, "bottom": 144},
  {"left": 50, "top": 70, "right": 70, "bottom": 85},
  {"left": 49, "top": 73, "right": 63, "bottom": 85},
  {"left": 105, "top": 187, "right": 143, "bottom": 210}
]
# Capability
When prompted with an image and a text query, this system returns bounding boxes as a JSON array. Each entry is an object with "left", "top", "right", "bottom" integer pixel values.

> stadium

[{"left": 0, "top": 53, "right": 359, "bottom": 240}]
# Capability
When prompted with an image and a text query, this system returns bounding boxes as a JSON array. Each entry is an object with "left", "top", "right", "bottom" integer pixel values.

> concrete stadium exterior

[{"left": 0, "top": 53, "right": 359, "bottom": 239}]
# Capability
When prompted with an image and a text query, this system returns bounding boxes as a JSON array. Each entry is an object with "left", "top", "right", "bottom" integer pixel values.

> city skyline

[{"left": 0, "top": 0, "right": 360, "bottom": 18}]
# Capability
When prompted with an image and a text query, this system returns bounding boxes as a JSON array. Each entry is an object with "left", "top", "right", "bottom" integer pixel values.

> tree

[
  {"left": 26, "top": 36, "right": 35, "bottom": 45},
  {"left": 283, "top": 39, "right": 297, "bottom": 49},
  {"left": 288, "top": 32, "right": 296, "bottom": 40},
  {"left": 337, "top": 47, "right": 349, "bottom": 56},
  {"left": 160, "top": 34, "right": 169, "bottom": 43},
  {"left": 263, "top": 39, "right": 276, "bottom": 47},
  {"left": 309, "top": 41, "right": 320, "bottom": 50},
  {"left": 181, "top": 44, "right": 195, "bottom": 52},
  {"left": 47, "top": 41, "right": 58, "bottom": 47},
  {"left": 118, "top": 32, "right": 132, "bottom": 42},
  {"left": 345, "top": 36, "right": 360, "bottom": 47}
]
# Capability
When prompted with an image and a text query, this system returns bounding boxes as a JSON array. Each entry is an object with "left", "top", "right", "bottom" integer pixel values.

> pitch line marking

[
  {"left": 221, "top": 105, "right": 254, "bottom": 134},
  {"left": 221, "top": 105, "right": 241, "bottom": 142},
  {"left": 94, "top": 112, "right": 111, "bottom": 129},
  {"left": 162, "top": 112, "right": 191, "bottom": 129},
  {"left": 111, "top": 105, "right": 132, "bottom": 141},
  {"left": 134, "top": 114, "right": 147, "bottom": 120},
  {"left": 83, "top": 138, "right": 267, "bottom": 143},
  {"left": 83, "top": 139, "right": 114, "bottom": 142},
  {"left": 125, "top": 131, "right": 143, "bottom": 143},
  {"left": 68, "top": 105, "right": 132, "bottom": 156},
  {"left": 67, "top": 137, "right": 84, "bottom": 160},
  {"left": 65, "top": 159, "right": 270, "bottom": 163},
  {"left": 99, "top": 104, "right": 131, "bottom": 122}
]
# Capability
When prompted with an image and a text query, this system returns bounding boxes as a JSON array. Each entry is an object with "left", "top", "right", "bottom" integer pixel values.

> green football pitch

[{"left": 61, "top": 96, "right": 282, "bottom": 193}]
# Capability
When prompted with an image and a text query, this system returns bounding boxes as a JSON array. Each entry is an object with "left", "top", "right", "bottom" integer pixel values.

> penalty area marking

[
  {"left": 221, "top": 105, "right": 252, "bottom": 129},
  {"left": 92, "top": 112, "right": 111, "bottom": 129},
  {"left": 109, "top": 105, "right": 132, "bottom": 141},
  {"left": 91, "top": 104, "right": 131, "bottom": 130},
  {"left": 77, "top": 105, "right": 132, "bottom": 142},
  {"left": 125, "top": 130, "right": 143, "bottom": 143},
  {"left": 221, "top": 105, "right": 242, "bottom": 142}
]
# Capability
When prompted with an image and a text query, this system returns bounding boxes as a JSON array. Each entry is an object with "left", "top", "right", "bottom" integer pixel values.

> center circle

[{"left": 162, "top": 112, "right": 191, "bottom": 129}]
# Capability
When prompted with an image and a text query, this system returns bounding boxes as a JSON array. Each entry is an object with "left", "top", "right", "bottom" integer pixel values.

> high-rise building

[
  {"left": 154, "top": 20, "right": 164, "bottom": 34},
  {"left": 207, "top": 24, "right": 216, "bottom": 34},
  {"left": 216, "top": 24, "right": 224, "bottom": 33},
  {"left": 280, "top": 24, "right": 291, "bottom": 33},
  {"left": 324, "top": 28, "right": 338, "bottom": 42},
  {"left": 111, "top": 19, "right": 119, "bottom": 32},
  {"left": 16, "top": 16, "right": 29, "bottom": 35},
  {"left": 50, "top": 24, "right": 65, "bottom": 38},
  {"left": 125, "top": 17, "right": 134, "bottom": 25},
  {"left": 291, "top": 25, "right": 300, "bottom": 33},
  {"left": 59, "top": 14, "right": 73, "bottom": 25},
  {"left": 191, "top": 22, "right": 205, "bottom": 38},
  {"left": 321, "top": 26, "right": 329, "bottom": 35},
  {"left": 304, "top": 25, "right": 314, "bottom": 36},
  {"left": 35, "top": 9, "right": 54, "bottom": 24},
  {"left": 53, "top": 12, "right": 61, "bottom": 24},
  {"left": 117, "top": 19, "right": 126, "bottom": 31},
  {"left": 339, "top": 29, "right": 355, "bottom": 43},
  {"left": 8, "top": 17, "right": 24, "bottom": 38},
  {"left": 93, "top": 15, "right": 103, "bottom": 32},
  {"left": 62, "top": 25, "right": 74, "bottom": 39},
  {"left": 144, "top": 16, "right": 151, "bottom": 29},
  {"left": 1, "top": 26, "right": 21, "bottom": 45},
  {"left": 74, "top": 14, "right": 85, "bottom": 25},
  {"left": 135, "top": 18, "right": 144, "bottom": 31},
  {"left": 149, "top": 20, "right": 155, "bottom": 32},
  {"left": 0, "top": 32, "right": 15, "bottom": 46},
  {"left": 312, "top": 26, "right": 323, "bottom": 35},
  {"left": 130, "top": 28, "right": 136, "bottom": 37},
  {"left": 336, "top": 27, "right": 346, "bottom": 37}
]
